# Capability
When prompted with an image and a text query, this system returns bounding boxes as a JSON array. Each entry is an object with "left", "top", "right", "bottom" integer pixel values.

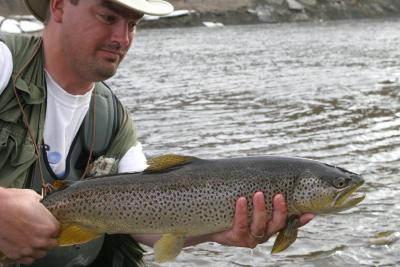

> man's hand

[
  {"left": 209, "top": 192, "right": 314, "bottom": 248},
  {"left": 0, "top": 188, "right": 60, "bottom": 265}
]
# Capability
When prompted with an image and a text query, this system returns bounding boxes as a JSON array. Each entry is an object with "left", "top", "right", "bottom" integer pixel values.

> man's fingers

[
  {"left": 31, "top": 237, "right": 58, "bottom": 251},
  {"left": 265, "top": 194, "right": 288, "bottom": 237},
  {"left": 208, "top": 192, "right": 315, "bottom": 249},
  {"left": 233, "top": 197, "right": 249, "bottom": 233},
  {"left": 16, "top": 257, "right": 36, "bottom": 265},
  {"left": 30, "top": 249, "right": 47, "bottom": 260},
  {"left": 299, "top": 213, "right": 315, "bottom": 227},
  {"left": 0, "top": 188, "right": 61, "bottom": 264},
  {"left": 46, "top": 239, "right": 59, "bottom": 250},
  {"left": 250, "top": 192, "right": 267, "bottom": 241}
]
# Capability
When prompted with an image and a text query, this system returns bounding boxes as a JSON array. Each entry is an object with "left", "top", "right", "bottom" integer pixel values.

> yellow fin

[
  {"left": 52, "top": 180, "right": 74, "bottom": 190},
  {"left": 271, "top": 215, "right": 300, "bottom": 254},
  {"left": 58, "top": 224, "right": 101, "bottom": 246},
  {"left": 154, "top": 233, "right": 185, "bottom": 263},
  {"left": 145, "top": 154, "right": 196, "bottom": 173}
]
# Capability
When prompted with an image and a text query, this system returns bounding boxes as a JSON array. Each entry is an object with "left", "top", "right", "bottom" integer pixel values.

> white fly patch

[{"left": 89, "top": 156, "right": 119, "bottom": 176}]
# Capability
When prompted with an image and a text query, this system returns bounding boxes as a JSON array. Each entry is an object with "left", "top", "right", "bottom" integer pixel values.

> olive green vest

[{"left": 0, "top": 33, "right": 143, "bottom": 267}]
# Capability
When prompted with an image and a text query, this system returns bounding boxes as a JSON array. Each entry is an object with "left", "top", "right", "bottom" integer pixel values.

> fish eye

[{"left": 333, "top": 177, "right": 349, "bottom": 189}]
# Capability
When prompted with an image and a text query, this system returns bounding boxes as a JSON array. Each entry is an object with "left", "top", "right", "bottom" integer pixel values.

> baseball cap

[{"left": 24, "top": 0, "right": 174, "bottom": 22}]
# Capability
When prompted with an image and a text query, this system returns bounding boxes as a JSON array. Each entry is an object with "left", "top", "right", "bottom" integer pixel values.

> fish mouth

[{"left": 333, "top": 179, "right": 365, "bottom": 211}]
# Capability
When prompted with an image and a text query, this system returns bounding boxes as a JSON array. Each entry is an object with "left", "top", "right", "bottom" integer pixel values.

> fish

[{"left": 0, "top": 155, "right": 366, "bottom": 264}]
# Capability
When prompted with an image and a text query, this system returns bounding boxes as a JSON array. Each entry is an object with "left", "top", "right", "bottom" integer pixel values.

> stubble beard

[
  {"left": 90, "top": 45, "right": 127, "bottom": 80},
  {"left": 71, "top": 51, "right": 122, "bottom": 82},
  {"left": 91, "top": 56, "right": 120, "bottom": 80}
]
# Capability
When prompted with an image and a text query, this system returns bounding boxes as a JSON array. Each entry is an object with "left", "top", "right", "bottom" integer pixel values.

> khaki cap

[{"left": 24, "top": 0, "right": 174, "bottom": 22}]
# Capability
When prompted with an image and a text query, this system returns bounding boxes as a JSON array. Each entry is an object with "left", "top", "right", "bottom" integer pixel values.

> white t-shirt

[
  {"left": 0, "top": 42, "right": 12, "bottom": 89},
  {"left": 43, "top": 71, "right": 93, "bottom": 176},
  {"left": 0, "top": 41, "right": 147, "bottom": 176}
]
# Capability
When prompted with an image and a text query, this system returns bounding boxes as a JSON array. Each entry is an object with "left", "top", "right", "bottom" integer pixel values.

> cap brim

[
  {"left": 24, "top": 0, "right": 48, "bottom": 22},
  {"left": 24, "top": 0, "right": 174, "bottom": 22},
  {"left": 112, "top": 0, "right": 174, "bottom": 16}
]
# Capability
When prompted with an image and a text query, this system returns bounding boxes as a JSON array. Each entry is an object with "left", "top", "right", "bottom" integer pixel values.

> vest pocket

[
  {"left": 0, "top": 125, "right": 35, "bottom": 168},
  {"left": 10, "top": 142, "right": 36, "bottom": 167},
  {"left": 0, "top": 130, "right": 13, "bottom": 168},
  {"left": 0, "top": 125, "right": 36, "bottom": 188}
]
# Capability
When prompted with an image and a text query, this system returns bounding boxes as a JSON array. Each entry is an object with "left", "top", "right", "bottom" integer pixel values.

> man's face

[{"left": 59, "top": 0, "right": 143, "bottom": 81}]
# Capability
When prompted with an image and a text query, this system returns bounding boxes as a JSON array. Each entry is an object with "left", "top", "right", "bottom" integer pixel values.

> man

[{"left": 0, "top": 0, "right": 314, "bottom": 266}]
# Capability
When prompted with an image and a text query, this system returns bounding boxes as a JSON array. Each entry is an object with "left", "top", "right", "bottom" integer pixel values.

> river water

[{"left": 109, "top": 18, "right": 400, "bottom": 267}]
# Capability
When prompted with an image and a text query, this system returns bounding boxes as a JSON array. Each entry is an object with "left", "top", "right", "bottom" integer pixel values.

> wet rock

[
  {"left": 287, "top": 0, "right": 304, "bottom": 11},
  {"left": 0, "top": 15, "right": 43, "bottom": 33},
  {"left": 291, "top": 12, "right": 310, "bottom": 21},
  {"left": 380, "top": 1, "right": 400, "bottom": 12},
  {"left": 253, "top": 5, "right": 279, "bottom": 23},
  {"left": 265, "top": 0, "right": 285, "bottom": 5},
  {"left": 298, "top": 0, "right": 317, "bottom": 6}
]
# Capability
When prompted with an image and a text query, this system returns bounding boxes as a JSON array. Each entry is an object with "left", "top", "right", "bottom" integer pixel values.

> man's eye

[
  {"left": 97, "top": 14, "right": 116, "bottom": 24},
  {"left": 128, "top": 22, "right": 137, "bottom": 32}
]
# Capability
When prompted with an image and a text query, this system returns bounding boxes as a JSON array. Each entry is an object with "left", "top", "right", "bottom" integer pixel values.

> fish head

[{"left": 291, "top": 162, "right": 365, "bottom": 214}]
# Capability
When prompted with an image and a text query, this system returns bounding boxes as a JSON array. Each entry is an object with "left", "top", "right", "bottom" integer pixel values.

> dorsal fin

[{"left": 144, "top": 154, "right": 197, "bottom": 173}]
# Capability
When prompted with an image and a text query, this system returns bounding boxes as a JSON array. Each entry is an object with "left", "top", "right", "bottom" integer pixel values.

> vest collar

[{"left": 13, "top": 37, "right": 46, "bottom": 105}]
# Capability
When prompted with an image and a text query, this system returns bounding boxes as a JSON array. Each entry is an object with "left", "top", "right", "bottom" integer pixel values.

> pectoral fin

[
  {"left": 154, "top": 233, "right": 185, "bottom": 263},
  {"left": 58, "top": 223, "right": 102, "bottom": 246},
  {"left": 271, "top": 215, "right": 300, "bottom": 254}
]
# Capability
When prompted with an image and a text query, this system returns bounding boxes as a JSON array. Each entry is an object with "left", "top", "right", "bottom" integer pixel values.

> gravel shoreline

[{"left": 1, "top": 0, "right": 400, "bottom": 29}]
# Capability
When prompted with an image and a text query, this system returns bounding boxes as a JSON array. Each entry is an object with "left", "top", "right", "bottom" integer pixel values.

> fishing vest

[{"left": 0, "top": 33, "right": 142, "bottom": 267}]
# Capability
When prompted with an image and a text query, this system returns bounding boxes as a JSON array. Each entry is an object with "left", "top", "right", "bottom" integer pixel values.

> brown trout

[{"left": 3, "top": 155, "right": 366, "bottom": 263}]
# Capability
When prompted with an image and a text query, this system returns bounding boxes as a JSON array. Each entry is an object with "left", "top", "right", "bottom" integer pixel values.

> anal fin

[
  {"left": 154, "top": 233, "right": 185, "bottom": 263},
  {"left": 271, "top": 215, "right": 300, "bottom": 254}
]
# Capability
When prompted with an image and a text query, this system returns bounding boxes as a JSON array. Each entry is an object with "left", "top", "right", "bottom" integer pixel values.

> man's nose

[{"left": 111, "top": 21, "right": 132, "bottom": 47}]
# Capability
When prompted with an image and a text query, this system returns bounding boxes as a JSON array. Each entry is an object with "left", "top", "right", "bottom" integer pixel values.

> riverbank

[
  {"left": 1, "top": 0, "right": 400, "bottom": 30},
  {"left": 139, "top": 0, "right": 400, "bottom": 28}
]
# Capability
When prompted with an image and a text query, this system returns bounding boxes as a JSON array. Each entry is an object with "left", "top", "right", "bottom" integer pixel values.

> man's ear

[{"left": 49, "top": 0, "right": 65, "bottom": 23}]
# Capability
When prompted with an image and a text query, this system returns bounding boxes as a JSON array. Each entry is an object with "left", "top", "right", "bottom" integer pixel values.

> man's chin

[{"left": 94, "top": 64, "right": 119, "bottom": 80}]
